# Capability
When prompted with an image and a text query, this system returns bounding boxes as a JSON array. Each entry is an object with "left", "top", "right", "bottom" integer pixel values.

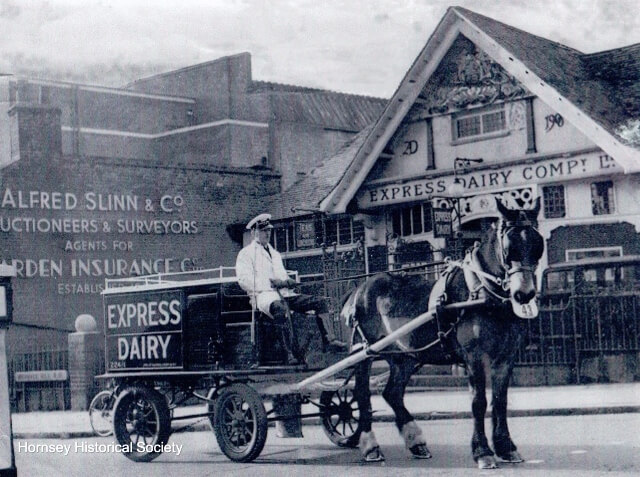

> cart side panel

[
  {"left": 184, "top": 291, "right": 224, "bottom": 369},
  {"left": 220, "top": 282, "right": 256, "bottom": 367},
  {"left": 103, "top": 289, "right": 185, "bottom": 372}
]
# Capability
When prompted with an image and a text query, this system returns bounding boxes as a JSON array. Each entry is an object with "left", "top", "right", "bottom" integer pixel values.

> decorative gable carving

[{"left": 417, "top": 36, "right": 529, "bottom": 115}]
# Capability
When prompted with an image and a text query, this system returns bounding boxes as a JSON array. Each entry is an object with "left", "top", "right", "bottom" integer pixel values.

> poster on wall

[
  {"left": 432, "top": 207, "right": 453, "bottom": 238},
  {"left": 295, "top": 221, "right": 316, "bottom": 249}
]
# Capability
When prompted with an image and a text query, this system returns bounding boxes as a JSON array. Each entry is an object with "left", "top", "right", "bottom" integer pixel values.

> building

[
  {"left": 2, "top": 6, "right": 640, "bottom": 397},
  {"left": 270, "top": 6, "right": 640, "bottom": 281},
  {"left": 265, "top": 7, "right": 640, "bottom": 383},
  {"left": 0, "top": 52, "right": 386, "bottom": 360}
]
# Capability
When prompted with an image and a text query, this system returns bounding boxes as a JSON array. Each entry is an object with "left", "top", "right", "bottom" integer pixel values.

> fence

[
  {"left": 517, "top": 291, "right": 640, "bottom": 382},
  {"left": 302, "top": 255, "right": 640, "bottom": 384},
  {"left": 9, "top": 348, "right": 70, "bottom": 411}
]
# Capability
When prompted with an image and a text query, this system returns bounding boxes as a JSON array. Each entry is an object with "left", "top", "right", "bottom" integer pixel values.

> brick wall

[
  {"left": 126, "top": 53, "right": 255, "bottom": 123},
  {"left": 0, "top": 116, "right": 281, "bottom": 334}
]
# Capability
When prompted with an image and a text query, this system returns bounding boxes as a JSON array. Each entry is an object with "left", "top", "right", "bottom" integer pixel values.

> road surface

[{"left": 14, "top": 413, "right": 640, "bottom": 476}]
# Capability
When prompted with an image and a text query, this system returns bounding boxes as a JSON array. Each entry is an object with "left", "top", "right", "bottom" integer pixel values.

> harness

[
  {"left": 448, "top": 217, "right": 540, "bottom": 304},
  {"left": 358, "top": 216, "right": 536, "bottom": 360},
  {"left": 344, "top": 216, "right": 540, "bottom": 359},
  {"left": 347, "top": 271, "right": 462, "bottom": 360}
]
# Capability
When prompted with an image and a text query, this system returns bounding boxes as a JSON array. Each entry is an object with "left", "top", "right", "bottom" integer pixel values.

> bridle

[
  {"left": 497, "top": 218, "right": 540, "bottom": 277},
  {"left": 455, "top": 216, "right": 540, "bottom": 303}
]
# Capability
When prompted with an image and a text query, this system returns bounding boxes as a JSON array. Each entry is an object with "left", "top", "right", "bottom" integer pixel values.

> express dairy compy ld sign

[{"left": 104, "top": 290, "right": 184, "bottom": 371}]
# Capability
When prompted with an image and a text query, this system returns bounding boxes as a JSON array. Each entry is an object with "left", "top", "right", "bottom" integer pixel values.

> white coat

[{"left": 235, "top": 239, "right": 296, "bottom": 315}]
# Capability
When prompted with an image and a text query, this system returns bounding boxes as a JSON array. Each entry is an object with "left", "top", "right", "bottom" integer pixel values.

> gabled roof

[
  {"left": 456, "top": 7, "right": 639, "bottom": 152},
  {"left": 267, "top": 124, "right": 374, "bottom": 220},
  {"left": 318, "top": 6, "right": 640, "bottom": 214}
]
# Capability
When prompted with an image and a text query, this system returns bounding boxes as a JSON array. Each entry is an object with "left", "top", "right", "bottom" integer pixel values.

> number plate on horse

[{"left": 511, "top": 299, "right": 538, "bottom": 319}]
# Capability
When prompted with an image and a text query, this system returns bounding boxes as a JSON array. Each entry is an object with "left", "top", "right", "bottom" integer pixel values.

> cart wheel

[
  {"left": 320, "top": 388, "right": 361, "bottom": 448},
  {"left": 213, "top": 383, "right": 268, "bottom": 463},
  {"left": 113, "top": 386, "right": 171, "bottom": 462},
  {"left": 89, "top": 390, "right": 115, "bottom": 437}
]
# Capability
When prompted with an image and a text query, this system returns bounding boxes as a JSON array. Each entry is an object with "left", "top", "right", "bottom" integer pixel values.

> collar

[
  {"left": 468, "top": 246, "right": 510, "bottom": 302},
  {"left": 253, "top": 239, "right": 271, "bottom": 249}
]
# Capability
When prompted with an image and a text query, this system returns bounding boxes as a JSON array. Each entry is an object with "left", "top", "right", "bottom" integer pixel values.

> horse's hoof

[
  {"left": 477, "top": 455, "right": 499, "bottom": 469},
  {"left": 409, "top": 443, "right": 432, "bottom": 459},
  {"left": 363, "top": 446, "right": 385, "bottom": 462},
  {"left": 498, "top": 450, "right": 524, "bottom": 463}
]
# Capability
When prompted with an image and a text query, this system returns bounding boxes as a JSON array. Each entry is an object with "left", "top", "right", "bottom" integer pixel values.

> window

[
  {"left": 391, "top": 203, "right": 433, "bottom": 237},
  {"left": 456, "top": 115, "right": 481, "bottom": 138},
  {"left": 453, "top": 106, "right": 506, "bottom": 141},
  {"left": 545, "top": 271, "right": 571, "bottom": 292},
  {"left": 566, "top": 247, "right": 622, "bottom": 262},
  {"left": 272, "top": 223, "right": 294, "bottom": 252},
  {"left": 565, "top": 248, "right": 622, "bottom": 289},
  {"left": 591, "top": 180, "right": 615, "bottom": 215},
  {"left": 272, "top": 216, "right": 364, "bottom": 253},
  {"left": 542, "top": 185, "right": 566, "bottom": 218}
]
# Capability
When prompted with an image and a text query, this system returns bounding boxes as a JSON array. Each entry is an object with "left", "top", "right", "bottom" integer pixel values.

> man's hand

[{"left": 270, "top": 278, "right": 297, "bottom": 289}]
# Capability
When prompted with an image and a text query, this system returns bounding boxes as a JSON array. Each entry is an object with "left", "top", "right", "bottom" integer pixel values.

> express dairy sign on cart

[{"left": 104, "top": 289, "right": 184, "bottom": 371}]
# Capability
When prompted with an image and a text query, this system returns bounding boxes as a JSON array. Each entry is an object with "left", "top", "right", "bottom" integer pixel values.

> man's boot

[{"left": 280, "top": 326, "right": 302, "bottom": 366}]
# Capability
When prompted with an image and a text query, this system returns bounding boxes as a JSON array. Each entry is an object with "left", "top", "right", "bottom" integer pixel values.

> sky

[{"left": 1, "top": 0, "right": 639, "bottom": 98}]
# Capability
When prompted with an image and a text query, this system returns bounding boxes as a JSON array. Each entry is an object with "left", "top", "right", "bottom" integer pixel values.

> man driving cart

[{"left": 235, "top": 213, "right": 347, "bottom": 365}]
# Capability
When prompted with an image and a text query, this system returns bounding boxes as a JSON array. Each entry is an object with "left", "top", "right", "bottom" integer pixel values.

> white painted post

[{"left": 0, "top": 264, "right": 17, "bottom": 477}]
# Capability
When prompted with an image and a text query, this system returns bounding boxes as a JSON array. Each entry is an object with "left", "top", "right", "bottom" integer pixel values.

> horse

[{"left": 340, "top": 197, "right": 543, "bottom": 469}]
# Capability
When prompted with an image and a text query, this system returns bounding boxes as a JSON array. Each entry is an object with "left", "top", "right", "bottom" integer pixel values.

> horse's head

[{"left": 495, "top": 197, "right": 544, "bottom": 306}]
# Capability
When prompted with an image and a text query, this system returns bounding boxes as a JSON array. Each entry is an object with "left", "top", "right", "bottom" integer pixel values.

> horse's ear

[
  {"left": 495, "top": 197, "right": 511, "bottom": 218},
  {"left": 530, "top": 196, "right": 541, "bottom": 219}
]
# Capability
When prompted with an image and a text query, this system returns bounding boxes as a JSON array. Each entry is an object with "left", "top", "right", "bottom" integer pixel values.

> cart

[{"left": 98, "top": 267, "right": 483, "bottom": 463}]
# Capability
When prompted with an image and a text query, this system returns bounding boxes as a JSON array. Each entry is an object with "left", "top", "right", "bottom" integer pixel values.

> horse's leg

[
  {"left": 491, "top": 348, "right": 524, "bottom": 463},
  {"left": 382, "top": 358, "right": 431, "bottom": 459},
  {"left": 354, "top": 359, "right": 384, "bottom": 462},
  {"left": 467, "top": 356, "right": 497, "bottom": 469}
]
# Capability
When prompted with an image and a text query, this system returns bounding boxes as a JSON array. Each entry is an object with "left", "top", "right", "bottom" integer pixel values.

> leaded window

[
  {"left": 453, "top": 106, "right": 506, "bottom": 141},
  {"left": 542, "top": 185, "right": 566, "bottom": 218}
]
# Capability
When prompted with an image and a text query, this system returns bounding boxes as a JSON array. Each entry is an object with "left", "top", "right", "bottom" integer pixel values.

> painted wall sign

[
  {"left": 545, "top": 114, "right": 564, "bottom": 131},
  {"left": 104, "top": 289, "right": 184, "bottom": 371},
  {"left": 358, "top": 152, "right": 620, "bottom": 208},
  {"left": 0, "top": 185, "right": 207, "bottom": 333}
]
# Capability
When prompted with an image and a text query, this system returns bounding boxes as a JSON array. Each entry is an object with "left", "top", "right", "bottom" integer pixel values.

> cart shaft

[{"left": 293, "top": 298, "right": 486, "bottom": 392}]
